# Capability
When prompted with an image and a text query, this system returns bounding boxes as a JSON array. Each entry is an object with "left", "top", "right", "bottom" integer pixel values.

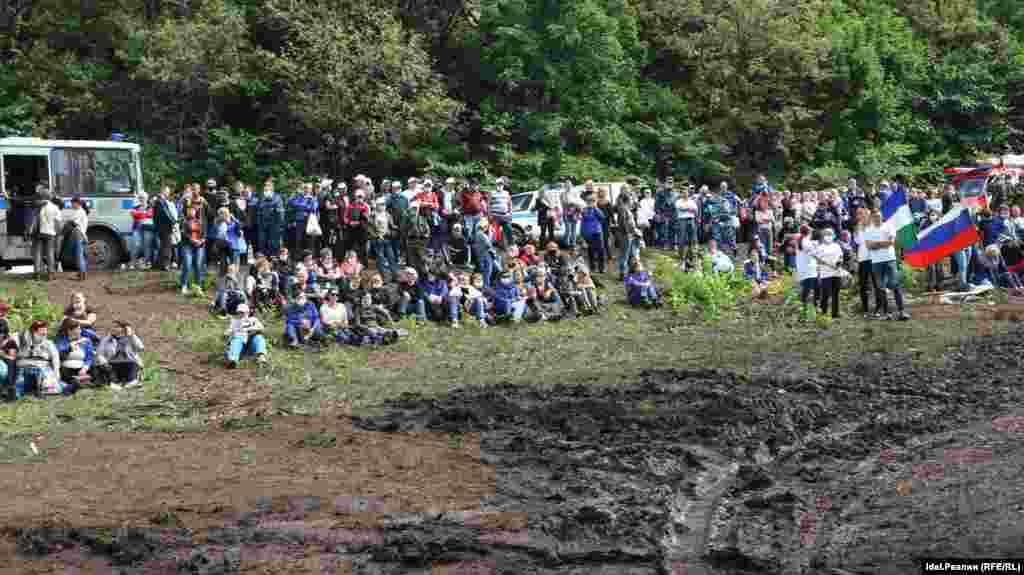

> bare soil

[{"left": 2, "top": 270, "right": 1023, "bottom": 574}]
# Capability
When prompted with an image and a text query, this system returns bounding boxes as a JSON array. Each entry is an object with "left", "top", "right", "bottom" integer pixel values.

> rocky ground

[{"left": 5, "top": 314, "right": 1023, "bottom": 574}]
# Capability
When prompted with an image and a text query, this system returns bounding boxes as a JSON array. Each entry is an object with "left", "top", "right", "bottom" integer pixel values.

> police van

[{"left": 0, "top": 137, "right": 144, "bottom": 269}]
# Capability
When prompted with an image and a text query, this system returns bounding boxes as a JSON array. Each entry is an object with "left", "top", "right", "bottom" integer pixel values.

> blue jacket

[
  {"left": 624, "top": 271, "right": 656, "bottom": 305},
  {"left": 56, "top": 336, "right": 95, "bottom": 370},
  {"left": 494, "top": 281, "right": 522, "bottom": 315},
  {"left": 981, "top": 216, "right": 1016, "bottom": 246},
  {"left": 256, "top": 194, "right": 285, "bottom": 236},
  {"left": 581, "top": 207, "right": 606, "bottom": 238},
  {"left": 288, "top": 195, "right": 319, "bottom": 229},
  {"left": 285, "top": 302, "right": 321, "bottom": 332},
  {"left": 418, "top": 279, "right": 449, "bottom": 301}
]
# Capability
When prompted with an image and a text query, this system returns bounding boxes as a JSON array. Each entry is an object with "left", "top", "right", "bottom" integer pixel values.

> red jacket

[
  {"left": 414, "top": 190, "right": 439, "bottom": 211},
  {"left": 461, "top": 190, "right": 483, "bottom": 215},
  {"left": 344, "top": 201, "right": 370, "bottom": 227}
]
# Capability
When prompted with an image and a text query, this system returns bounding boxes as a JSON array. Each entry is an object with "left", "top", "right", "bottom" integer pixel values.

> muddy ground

[{"left": 4, "top": 271, "right": 1023, "bottom": 575}]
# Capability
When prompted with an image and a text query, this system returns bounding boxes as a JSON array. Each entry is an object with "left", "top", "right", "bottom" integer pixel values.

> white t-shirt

[
  {"left": 319, "top": 302, "right": 349, "bottom": 326},
  {"left": 854, "top": 229, "right": 869, "bottom": 262},
  {"left": 864, "top": 226, "right": 896, "bottom": 264},
  {"left": 637, "top": 198, "right": 655, "bottom": 227},
  {"left": 816, "top": 242, "right": 844, "bottom": 279},
  {"left": 796, "top": 237, "right": 818, "bottom": 281},
  {"left": 676, "top": 198, "right": 698, "bottom": 219}
]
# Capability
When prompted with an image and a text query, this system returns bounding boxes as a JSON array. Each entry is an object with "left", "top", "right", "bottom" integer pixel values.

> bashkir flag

[{"left": 881, "top": 185, "right": 917, "bottom": 249}]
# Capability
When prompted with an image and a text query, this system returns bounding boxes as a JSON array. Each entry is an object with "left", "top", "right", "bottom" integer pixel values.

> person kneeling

[
  {"left": 95, "top": 321, "right": 145, "bottom": 390},
  {"left": 624, "top": 259, "right": 661, "bottom": 308},
  {"left": 225, "top": 304, "right": 267, "bottom": 369},
  {"left": 56, "top": 319, "right": 95, "bottom": 394},
  {"left": 284, "top": 292, "right": 322, "bottom": 348}
]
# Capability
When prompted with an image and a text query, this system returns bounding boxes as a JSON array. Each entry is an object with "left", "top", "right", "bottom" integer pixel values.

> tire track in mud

[{"left": 7, "top": 326, "right": 1024, "bottom": 573}]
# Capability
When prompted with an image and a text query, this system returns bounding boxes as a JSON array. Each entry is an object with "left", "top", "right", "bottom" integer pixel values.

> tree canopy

[{"left": 1, "top": 0, "right": 1022, "bottom": 192}]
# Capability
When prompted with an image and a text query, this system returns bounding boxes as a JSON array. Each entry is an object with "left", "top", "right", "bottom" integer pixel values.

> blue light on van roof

[{"left": 110, "top": 133, "right": 125, "bottom": 142}]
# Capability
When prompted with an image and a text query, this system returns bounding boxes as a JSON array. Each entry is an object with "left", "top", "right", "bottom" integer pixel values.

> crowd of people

[
  {"left": 12, "top": 169, "right": 1024, "bottom": 381},
  {"left": 0, "top": 292, "right": 146, "bottom": 401}
]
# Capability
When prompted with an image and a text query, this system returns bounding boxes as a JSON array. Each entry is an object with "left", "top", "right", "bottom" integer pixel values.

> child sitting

[
  {"left": 94, "top": 321, "right": 145, "bottom": 390},
  {"left": 211, "top": 262, "right": 247, "bottom": 316},
  {"left": 575, "top": 267, "right": 601, "bottom": 314},
  {"left": 284, "top": 291, "right": 322, "bottom": 347},
  {"left": 1, "top": 339, "right": 17, "bottom": 401},
  {"left": 224, "top": 303, "right": 267, "bottom": 368},
  {"left": 247, "top": 257, "right": 282, "bottom": 313},
  {"left": 493, "top": 270, "right": 527, "bottom": 323},
  {"left": 272, "top": 247, "right": 292, "bottom": 287},
  {"left": 56, "top": 319, "right": 95, "bottom": 394},
  {"left": 458, "top": 272, "right": 488, "bottom": 328},
  {"left": 317, "top": 248, "right": 342, "bottom": 283},
  {"left": 338, "top": 250, "right": 363, "bottom": 289},
  {"left": 744, "top": 251, "right": 770, "bottom": 299},
  {"left": 624, "top": 259, "right": 661, "bottom": 307},
  {"left": 394, "top": 267, "right": 421, "bottom": 319}
]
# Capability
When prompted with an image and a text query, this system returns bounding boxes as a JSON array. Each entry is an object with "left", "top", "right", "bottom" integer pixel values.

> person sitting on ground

[
  {"left": 64, "top": 292, "right": 99, "bottom": 343},
  {"left": 316, "top": 248, "right": 342, "bottom": 283},
  {"left": 525, "top": 269, "right": 563, "bottom": 322},
  {"left": 56, "top": 319, "right": 95, "bottom": 394},
  {"left": 458, "top": 272, "right": 488, "bottom": 328},
  {"left": 284, "top": 291, "right": 322, "bottom": 347},
  {"left": 415, "top": 267, "right": 456, "bottom": 325},
  {"left": 744, "top": 251, "right": 770, "bottom": 299},
  {"left": 519, "top": 243, "right": 542, "bottom": 268},
  {"left": 94, "top": 320, "right": 145, "bottom": 390},
  {"left": 272, "top": 246, "right": 292, "bottom": 287},
  {"left": 494, "top": 270, "right": 527, "bottom": 323},
  {"left": 211, "top": 262, "right": 246, "bottom": 316},
  {"left": 394, "top": 267, "right": 421, "bottom": 319},
  {"left": 224, "top": 303, "right": 267, "bottom": 369},
  {"left": 0, "top": 339, "right": 17, "bottom": 401},
  {"left": 246, "top": 256, "right": 281, "bottom": 313},
  {"left": 0, "top": 301, "right": 11, "bottom": 345},
  {"left": 574, "top": 266, "right": 601, "bottom": 314},
  {"left": 353, "top": 272, "right": 394, "bottom": 327},
  {"left": 973, "top": 244, "right": 1013, "bottom": 288},
  {"left": 705, "top": 240, "right": 735, "bottom": 274},
  {"left": 624, "top": 258, "right": 661, "bottom": 308},
  {"left": 319, "top": 287, "right": 350, "bottom": 340},
  {"left": 14, "top": 320, "right": 61, "bottom": 399}
]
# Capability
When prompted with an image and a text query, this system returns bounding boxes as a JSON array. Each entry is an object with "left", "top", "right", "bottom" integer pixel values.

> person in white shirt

[
  {"left": 851, "top": 207, "right": 880, "bottom": 318},
  {"left": 675, "top": 188, "right": 699, "bottom": 270},
  {"left": 706, "top": 239, "right": 735, "bottom": 274},
  {"left": 224, "top": 304, "right": 267, "bottom": 368},
  {"left": 864, "top": 209, "right": 910, "bottom": 320},
  {"left": 66, "top": 196, "right": 90, "bottom": 280},
  {"left": 795, "top": 224, "right": 818, "bottom": 310},
  {"left": 636, "top": 188, "right": 655, "bottom": 246},
  {"left": 318, "top": 289, "right": 350, "bottom": 336},
  {"left": 33, "top": 185, "right": 63, "bottom": 281},
  {"left": 814, "top": 227, "right": 844, "bottom": 319}
]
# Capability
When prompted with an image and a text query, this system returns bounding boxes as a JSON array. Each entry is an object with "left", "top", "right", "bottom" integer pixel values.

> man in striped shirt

[{"left": 489, "top": 177, "right": 513, "bottom": 250}]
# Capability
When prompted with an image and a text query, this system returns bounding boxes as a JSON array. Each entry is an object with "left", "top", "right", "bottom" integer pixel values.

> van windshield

[
  {"left": 510, "top": 193, "right": 533, "bottom": 211},
  {"left": 51, "top": 148, "right": 137, "bottom": 197}
]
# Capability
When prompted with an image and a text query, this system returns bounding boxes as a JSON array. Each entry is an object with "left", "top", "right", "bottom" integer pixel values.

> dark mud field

[{"left": 8, "top": 324, "right": 1024, "bottom": 574}]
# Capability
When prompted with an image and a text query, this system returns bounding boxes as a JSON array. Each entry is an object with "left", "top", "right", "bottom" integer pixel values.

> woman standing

[
  {"left": 66, "top": 196, "right": 89, "bottom": 280},
  {"left": 815, "top": 227, "right": 844, "bottom": 320},
  {"left": 178, "top": 185, "right": 209, "bottom": 295},
  {"left": 852, "top": 207, "right": 880, "bottom": 318},
  {"left": 675, "top": 187, "right": 699, "bottom": 271}
]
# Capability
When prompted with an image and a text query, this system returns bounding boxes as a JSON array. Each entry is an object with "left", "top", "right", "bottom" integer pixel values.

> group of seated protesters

[
  {"left": 1, "top": 292, "right": 146, "bottom": 401},
  {"left": 211, "top": 238, "right": 666, "bottom": 368}
]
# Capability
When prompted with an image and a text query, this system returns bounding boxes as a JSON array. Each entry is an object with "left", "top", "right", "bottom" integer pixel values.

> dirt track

[{"left": 4, "top": 270, "right": 1023, "bottom": 575}]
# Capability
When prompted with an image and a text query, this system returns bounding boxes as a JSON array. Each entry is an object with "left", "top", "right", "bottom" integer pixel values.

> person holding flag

[{"left": 865, "top": 209, "right": 911, "bottom": 321}]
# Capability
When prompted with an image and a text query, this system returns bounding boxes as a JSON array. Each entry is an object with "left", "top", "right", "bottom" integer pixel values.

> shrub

[
  {"left": 649, "top": 252, "right": 751, "bottom": 322},
  {"left": 0, "top": 284, "right": 62, "bottom": 333}
]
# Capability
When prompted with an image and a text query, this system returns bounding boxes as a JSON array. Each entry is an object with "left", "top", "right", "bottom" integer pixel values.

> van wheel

[{"left": 88, "top": 230, "right": 122, "bottom": 270}]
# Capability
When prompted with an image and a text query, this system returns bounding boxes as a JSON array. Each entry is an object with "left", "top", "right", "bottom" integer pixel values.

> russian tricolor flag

[{"left": 904, "top": 204, "right": 980, "bottom": 268}]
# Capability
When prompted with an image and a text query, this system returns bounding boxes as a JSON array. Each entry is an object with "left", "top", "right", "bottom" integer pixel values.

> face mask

[
  {"left": 263, "top": 189, "right": 272, "bottom": 198},
  {"left": 823, "top": 236, "right": 834, "bottom": 244}
]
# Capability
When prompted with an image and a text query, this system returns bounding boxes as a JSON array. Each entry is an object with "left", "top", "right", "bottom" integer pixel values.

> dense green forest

[{"left": 1, "top": 0, "right": 1023, "bottom": 192}]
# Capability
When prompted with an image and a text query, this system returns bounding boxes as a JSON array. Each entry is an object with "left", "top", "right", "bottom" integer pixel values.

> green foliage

[
  {"left": 650, "top": 252, "right": 752, "bottom": 322},
  {"left": 0, "top": 284, "right": 63, "bottom": 333}
]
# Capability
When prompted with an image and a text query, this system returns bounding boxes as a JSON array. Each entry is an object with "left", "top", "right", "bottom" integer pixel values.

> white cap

[{"left": 446, "top": 177, "right": 456, "bottom": 184}]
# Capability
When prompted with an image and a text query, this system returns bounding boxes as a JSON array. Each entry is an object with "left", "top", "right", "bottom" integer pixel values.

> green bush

[
  {"left": 0, "top": 284, "right": 62, "bottom": 333},
  {"left": 652, "top": 254, "right": 752, "bottom": 322}
]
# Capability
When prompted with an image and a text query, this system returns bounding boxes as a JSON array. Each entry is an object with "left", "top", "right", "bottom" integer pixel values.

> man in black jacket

[{"left": 153, "top": 183, "right": 179, "bottom": 271}]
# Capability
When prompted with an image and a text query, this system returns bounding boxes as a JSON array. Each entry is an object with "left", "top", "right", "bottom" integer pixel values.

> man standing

[
  {"left": 255, "top": 177, "right": 285, "bottom": 257},
  {"left": 33, "top": 184, "right": 62, "bottom": 281},
  {"left": 403, "top": 196, "right": 433, "bottom": 274},
  {"left": 489, "top": 177, "right": 513, "bottom": 251},
  {"left": 287, "top": 182, "right": 319, "bottom": 259},
  {"left": 154, "top": 183, "right": 179, "bottom": 271},
  {"left": 386, "top": 180, "right": 408, "bottom": 265},
  {"left": 343, "top": 188, "right": 371, "bottom": 265}
]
